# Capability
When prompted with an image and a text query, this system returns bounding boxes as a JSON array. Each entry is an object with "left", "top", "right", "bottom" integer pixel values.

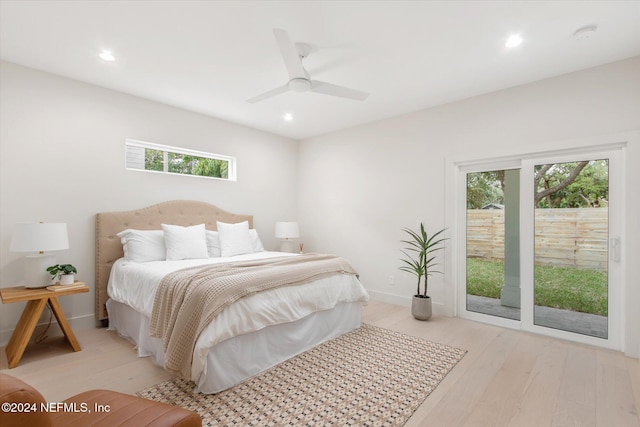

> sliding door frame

[
  {"left": 519, "top": 148, "right": 622, "bottom": 349},
  {"left": 456, "top": 159, "right": 522, "bottom": 330},
  {"left": 451, "top": 143, "right": 625, "bottom": 351}
]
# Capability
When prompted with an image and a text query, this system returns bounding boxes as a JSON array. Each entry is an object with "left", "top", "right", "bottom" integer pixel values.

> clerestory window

[{"left": 125, "top": 139, "right": 236, "bottom": 181}]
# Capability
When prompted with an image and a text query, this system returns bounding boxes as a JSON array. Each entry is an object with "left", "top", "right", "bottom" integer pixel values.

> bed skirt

[{"left": 106, "top": 299, "right": 362, "bottom": 393}]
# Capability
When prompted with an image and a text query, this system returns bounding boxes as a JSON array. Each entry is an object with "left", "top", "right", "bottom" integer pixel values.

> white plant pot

[
  {"left": 60, "top": 274, "right": 75, "bottom": 285},
  {"left": 411, "top": 295, "right": 432, "bottom": 321}
]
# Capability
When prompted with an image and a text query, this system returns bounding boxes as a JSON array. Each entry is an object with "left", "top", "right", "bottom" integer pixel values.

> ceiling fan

[{"left": 246, "top": 28, "right": 369, "bottom": 104}]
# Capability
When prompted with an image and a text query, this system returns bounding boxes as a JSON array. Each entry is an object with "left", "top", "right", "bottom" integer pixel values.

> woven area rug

[{"left": 137, "top": 324, "right": 466, "bottom": 426}]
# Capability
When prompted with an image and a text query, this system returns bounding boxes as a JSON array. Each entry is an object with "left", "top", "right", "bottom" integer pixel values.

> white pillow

[
  {"left": 117, "top": 229, "right": 165, "bottom": 263},
  {"left": 205, "top": 230, "right": 221, "bottom": 257},
  {"left": 207, "top": 228, "right": 263, "bottom": 256},
  {"left": 217, "top": 221, "right": 254, "bottom": 257},
  {"left": 162, "top": 223, "right": 209, "bottom": 260},
  {"left": 249, "top": 229, "right": 265, "bottom": 252}
]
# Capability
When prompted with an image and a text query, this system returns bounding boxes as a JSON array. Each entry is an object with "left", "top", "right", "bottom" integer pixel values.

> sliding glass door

[
  {"left": 531, "top": 159, "right": 609, "bottom": 338},
  {"left": 465, "top": 168, "right": 520, "bottom": 321},
  {"left": 459, "top": 148, "right": 622, "bottom": 349}
]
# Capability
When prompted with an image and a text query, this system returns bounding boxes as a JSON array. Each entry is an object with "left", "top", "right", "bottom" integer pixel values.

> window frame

[{"left": 125, "top": 138, "right": 236, "bottom": 181}]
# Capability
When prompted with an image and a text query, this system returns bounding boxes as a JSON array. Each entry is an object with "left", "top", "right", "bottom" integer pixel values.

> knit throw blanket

[{"left": 149, "top": 253, "right": 359, "bottom": 379}]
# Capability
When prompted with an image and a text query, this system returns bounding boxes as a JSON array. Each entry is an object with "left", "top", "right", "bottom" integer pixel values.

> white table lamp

[
  {"left": 275, "top": 221, "right": 299, "bottom": 253},
  {"left": 10, "top": 223, "right": 69, "bottom": 288}
]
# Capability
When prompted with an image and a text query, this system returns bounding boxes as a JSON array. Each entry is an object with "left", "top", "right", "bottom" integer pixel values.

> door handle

[{"left": 610, "top": 237, "right": 620, "bottom": 262}]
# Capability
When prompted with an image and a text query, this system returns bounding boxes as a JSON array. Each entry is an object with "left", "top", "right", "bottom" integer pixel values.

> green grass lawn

[{"left": 466, "top": 258, "right": 608, "bottom": 316}]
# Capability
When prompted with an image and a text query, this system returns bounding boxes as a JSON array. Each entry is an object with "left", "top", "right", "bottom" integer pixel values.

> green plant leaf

[{"left": 399, "top": 224, "right": 447, "bottom": 297}]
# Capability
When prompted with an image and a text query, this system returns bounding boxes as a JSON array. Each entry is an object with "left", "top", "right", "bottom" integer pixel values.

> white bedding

[{"left": 107, "top": 251, "right": 369, "bottom": 391}]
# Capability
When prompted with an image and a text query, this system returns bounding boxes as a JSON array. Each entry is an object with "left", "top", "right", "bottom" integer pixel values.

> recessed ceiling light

[
  {"left": 505, "top": 34, "right": 523, "bottom": 48},
  {"left": 283, "top": 113, "right": 293, "bottom": 122},
  {"left": 99, "top": 50, "right": 115, "bottom": 62}
]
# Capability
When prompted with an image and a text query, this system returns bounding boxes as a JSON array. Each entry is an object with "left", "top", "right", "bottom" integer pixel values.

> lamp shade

[
  {"left": 275, "top": 222, "right": 300, "bottom": 239},
  {"left": 10, "top": 223, "right": 69, "bottom": 253}
]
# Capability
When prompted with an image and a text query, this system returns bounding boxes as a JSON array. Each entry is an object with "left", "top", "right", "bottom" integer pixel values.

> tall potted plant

[{"left": 399, "top": 224, "right": 447, "bottom": 320}]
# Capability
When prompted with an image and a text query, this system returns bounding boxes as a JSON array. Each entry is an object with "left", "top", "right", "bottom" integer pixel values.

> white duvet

[{"left": 107, "top": 251, "right": 369, "bottom": 383}]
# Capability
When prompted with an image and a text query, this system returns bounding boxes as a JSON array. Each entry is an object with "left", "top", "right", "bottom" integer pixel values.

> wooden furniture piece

[
  {"left": 0, "top": 283, "right": 89, "bottom": 368},
  {"left": 0, "top": 373, "right": 202, "bottom": 427}
]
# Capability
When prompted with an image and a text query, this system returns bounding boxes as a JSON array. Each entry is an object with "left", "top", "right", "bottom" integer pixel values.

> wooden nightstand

[{"left": 0, "top": 282, "right": 89, "bottom": 368}]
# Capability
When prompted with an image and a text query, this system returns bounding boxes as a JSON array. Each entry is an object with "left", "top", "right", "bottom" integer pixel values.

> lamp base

[
  {"left": 24, "top": 254, "right": 56, "bottom": 288},
  {"left": 279, "top": 240, "right": 296, "bottom": 253}
]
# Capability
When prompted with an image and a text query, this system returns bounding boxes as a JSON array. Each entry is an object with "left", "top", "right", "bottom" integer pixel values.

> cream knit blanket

[{"left": 149, "top": 253, "right": 359, "bottom": 379}]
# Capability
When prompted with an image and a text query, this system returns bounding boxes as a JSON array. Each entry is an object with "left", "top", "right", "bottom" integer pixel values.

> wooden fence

[{"left": 467, "top": 208, "right": 608, "bottom": 271}]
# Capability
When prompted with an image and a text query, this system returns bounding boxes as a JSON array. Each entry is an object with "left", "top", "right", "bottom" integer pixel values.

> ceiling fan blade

[
  {"left": 246, "top": 85, "right": 290, "bottom": 104},
  {"left": 273, "top": 28, "right": 307, "bottom": 80},
  {"left": 310, "top": 80, "right": 369, "bottom": 101}
]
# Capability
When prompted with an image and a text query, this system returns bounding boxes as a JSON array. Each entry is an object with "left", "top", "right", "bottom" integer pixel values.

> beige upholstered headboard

[{"left": 95, "top": 200, "right": 253, "bottom": 325}]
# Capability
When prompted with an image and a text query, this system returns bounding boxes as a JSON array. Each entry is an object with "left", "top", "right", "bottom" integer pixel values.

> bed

[{"left": 95, "top": 200, "right": 369, "bottom": 394}]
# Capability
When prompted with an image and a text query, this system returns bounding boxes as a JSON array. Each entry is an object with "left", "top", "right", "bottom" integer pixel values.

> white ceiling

[{"left": 1, "top": 1, "right": 639, "bottom": 140}]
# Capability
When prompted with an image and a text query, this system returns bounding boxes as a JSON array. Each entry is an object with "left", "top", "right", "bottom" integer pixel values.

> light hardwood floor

[{"left": 1, "top": 300, "right": 639, "bottom": 426}]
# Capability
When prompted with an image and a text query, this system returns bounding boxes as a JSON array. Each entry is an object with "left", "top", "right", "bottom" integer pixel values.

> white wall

[
  {"left": 0, "top": 61, "right": 298, "bottom": 342},
  {"left": 298, "top": 57, "right": 640, "bottom": 357}
]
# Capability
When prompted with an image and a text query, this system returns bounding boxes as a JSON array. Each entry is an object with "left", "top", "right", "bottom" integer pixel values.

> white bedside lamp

[
  {"left": 275, "top": 221, "right": 299, "bottom": 253},
  {"left": 10, "top": 223, "right": 69, "bottom": 288}
]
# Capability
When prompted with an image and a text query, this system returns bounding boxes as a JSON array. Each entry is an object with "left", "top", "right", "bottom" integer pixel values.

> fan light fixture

[
  {"left": 505, "top": 34, "right": 523, "bottom": 48},
  {"left": 246, "top": 28, "right": 369, "bottom": 103},
  {"left": 288, "top": 78, "right": 311, "bottom": 92}
]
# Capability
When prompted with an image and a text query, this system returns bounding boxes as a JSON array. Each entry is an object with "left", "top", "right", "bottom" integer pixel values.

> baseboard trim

[{"left": 367, "top": 290, "right": 448, "bottom": 316}]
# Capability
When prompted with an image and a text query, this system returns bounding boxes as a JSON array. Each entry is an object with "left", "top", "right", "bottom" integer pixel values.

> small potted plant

[
  {"left": 399, "top": 224, "right": 447, "bottom": 320},
  {"left": 47, "top": 264, "right": 77, "bottom": 285}
]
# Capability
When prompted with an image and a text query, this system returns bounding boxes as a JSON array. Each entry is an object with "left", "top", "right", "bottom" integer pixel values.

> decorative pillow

[
  {"left": 205, "top": 230, "right": 221, "bottom": 257},
  {"left": 249, "top": 229, "right": 265, "bottom": 252},
  {"left": 207, "top": 228, "right": 263, "bottom": 256},
  {"left": 162, "top": 223, "right": 209, "bottom": 260},
  {"left": 116, "top": 229, "right": 165, "bottom": 263},
  {"left": 217, "top": 221, "right": 254, "bottom": 257}
]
